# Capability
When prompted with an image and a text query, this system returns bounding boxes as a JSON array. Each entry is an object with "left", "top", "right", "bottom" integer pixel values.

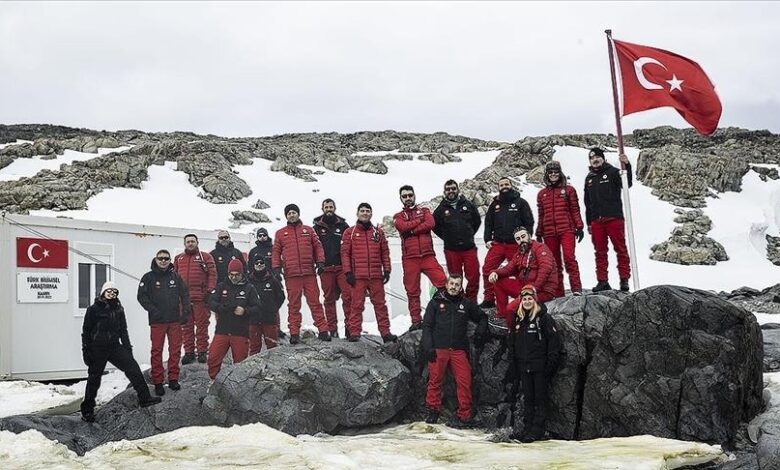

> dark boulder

[
  {"left": 762, "top": 324, "right": 780, "bottom": 372},
  {"left": 202, "top": 338, "right": 411, "bottom": 435}
]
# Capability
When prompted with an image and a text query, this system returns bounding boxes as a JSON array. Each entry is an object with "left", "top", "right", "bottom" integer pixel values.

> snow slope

[{"left": 0, "top": 146, "right": 132, "bottom": 182}]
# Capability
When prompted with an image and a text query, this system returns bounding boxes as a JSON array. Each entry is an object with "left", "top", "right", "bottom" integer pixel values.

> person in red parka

[
  {"left": 272, "top": 203, "right": 331, "bottom": 344},
  {"left": 488, "top": 226, "right": 559, "bottom": 319},
  {"left": 536, "top": 161, "right": 585, "bottom": 296},
  {"left": 394, "top": 185, "right": 447, "bottom": 330},
  {"left": 174, "top": 233, "right": 217, "bottom": 365},
  {"left": 341, "top": 202, "right": 397, "bottom": 343}
]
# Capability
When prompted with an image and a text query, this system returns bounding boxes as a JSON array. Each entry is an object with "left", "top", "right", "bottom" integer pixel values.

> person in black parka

[
  {"left": 81, "top": 281, "right": 161, "bottom": 422},
  {"left": 505, "top": 284, "right": 561, "bottom": 443}
]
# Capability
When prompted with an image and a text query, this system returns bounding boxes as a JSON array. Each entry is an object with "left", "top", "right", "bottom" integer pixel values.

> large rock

[
  {"left": 720, "top": 284, "right": 780, "bottom": 315},
  {"left": 201, "top": 171, "right": 252, "bottom": 203},
  {"left": 763, "top": 324, "right": 780, "bottom": 372},
  {"left": 202, "top": 339, "right": 412, "bottom": 435},
  {"left": 580, "top": 286, "right": 764, "bottom": 444},
  {"left": 650, "top": 208, "right": 729, "bottom": 265}
]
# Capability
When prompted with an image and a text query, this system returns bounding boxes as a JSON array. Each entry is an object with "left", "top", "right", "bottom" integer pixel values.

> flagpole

[{"left": 605, "top": 29, "right": 641, "bottom": 291}]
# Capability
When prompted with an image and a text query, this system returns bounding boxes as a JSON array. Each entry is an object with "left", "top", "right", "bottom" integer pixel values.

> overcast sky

[{"left": 1, "top": 1, "right": 778, "bottom": 142}]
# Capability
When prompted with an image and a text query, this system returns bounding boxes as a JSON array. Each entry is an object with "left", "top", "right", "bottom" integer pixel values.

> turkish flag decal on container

[{"left": 16, "top": 237, "right": 69, "bottom": 269}]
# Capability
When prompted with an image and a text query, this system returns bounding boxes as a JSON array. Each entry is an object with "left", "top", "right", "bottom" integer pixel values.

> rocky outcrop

[
  {"left": 763, "top": 324, "right": 780, "bottom": 372},
  {"left": 767, "top": 235, "right": 780, "bottom": 266},
  {"left": 719, "top": 284, "right": 780, "bottom": 315},
  {"left": 230, "top": 210, "right": 271, "bottom": 227},
  {"left": 752, "top": 165, "right": 780, "bottom": 182},
  {"left": 650, "top": 208, "right": 729, "bottom": 265},
  {"left": 201, "top": 171, "right": 252, "bottom": 203},
  {"left": 203, "top": 339, "right": 411, "bottom": 435},
  {"left": 417, "top": 152, "right": 462, "bottom": 164},
  {"left": 252, "top": 199, "right": 270, "bottom": 210},
  {"left": 270, "top": 158, "right": 318, "bottom": 181}
]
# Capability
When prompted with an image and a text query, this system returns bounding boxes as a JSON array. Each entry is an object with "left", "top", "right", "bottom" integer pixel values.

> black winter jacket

[
  {"left": 247, "top": 269, "right": 286, "bottom": 324},
  {"left": 583, "top": 162, "right": 633, "bottom": 225},
  {"left": 484, "top": 189, "right": 535, "bottom": 243},
  {"left": 507, "top": 304, "right": 561, "bottom": 373},
  {"left": 247, "top": 240, "right": 273, "bottom": 272},
  {"left": 207, "top": 279, "right": 260, "bottom": 337},
  {"left": 433, "top": 195, "right": 481, "bottom": 251},
  {"left": 422, "top": 291, "right": 488, "bottom": 352},
  {"left": 313, "top": 214, "right": 350, "bottom": 267},
  {"left": 211, "top": 242, "right": 246, "bottom": 284},
  {"left": 81, "top": 298, "right": 132, "bottom": 351},
  {"left": 137, "top": 259, "right": 191, "bottom": 325}
]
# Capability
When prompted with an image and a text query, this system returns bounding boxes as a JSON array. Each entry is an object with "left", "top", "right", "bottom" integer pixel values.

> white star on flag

[
  {"left": 666, "top": 74, "right": 684, "bottom": 92},
  {"left": 43, "top": 249, "right": 50, "bottom": 258}
]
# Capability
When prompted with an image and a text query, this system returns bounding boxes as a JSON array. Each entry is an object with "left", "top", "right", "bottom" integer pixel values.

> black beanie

[
  {"left": 589, "top": 147, "right": 605, "bottom": 159},
  {"left": 284, "top": 204, "right": 300, "bottom": 216},
  {"left": 357, "top": 202, "right": 372, "bottom": 211},
  {"left": 256, "top": 228, "right": 269, "bottom": 238}
]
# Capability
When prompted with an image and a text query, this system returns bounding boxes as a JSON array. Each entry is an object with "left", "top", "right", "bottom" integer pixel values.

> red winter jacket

[
  {"left": 393, "top": 206, "right": 436, "bottom": 259},
  {"left": 272, "top": 221, "right": 325, "bottom": 278},
  {"left": 174, "top": 249, "right": 217, "bottom": 302},
  {"left": 341, "top": 222, "right": 391, "bottom": 280},
  {"left": 536, "top": 183, "right": 584, "bottom": 238},
  {"left": 495, "top": 241, "right": 559, "bottom": 300}
]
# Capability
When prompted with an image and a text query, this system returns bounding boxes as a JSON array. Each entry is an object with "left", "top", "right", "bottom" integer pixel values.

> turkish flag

[
  {"left": 614, "top": 39, "right": 722, "bottom": 135},
  {"left": 16, "top": 237, "right": 69, "bottom": 268}
]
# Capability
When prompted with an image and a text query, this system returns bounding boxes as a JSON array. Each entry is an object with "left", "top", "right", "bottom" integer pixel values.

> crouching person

[
  {"left": 81, "top": 282, "right": 161, "bottom": 422},
  {"left": 421, "top": 274, "right": 488, "bottom": 428},
  {"left": 506, "top": 285, "right": 561, "bottom": 442},
  {"left": 137, "top": 249, "right": 191, "bottom": 396},
  {"left": 247, "top": 256, "right": 285, "bottom": 353},
  {"left": 206, "top": 260, "right": 260, "bottom": 381}
]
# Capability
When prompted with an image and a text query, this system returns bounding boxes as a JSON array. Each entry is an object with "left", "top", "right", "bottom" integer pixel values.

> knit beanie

[
  {"left": 100, "top": 281, "right": 119, "bottom": 297},
  {"left": 228, "top": 259, "right": 243, "bottom": 273},
  {"left": 284, "top": 204, "right": 300, "bottom": 216},
  {"left": 589, "top": 147, "right": 605, "bottom": 159},
  {"left": 256, "top": 227, "right": 269, "bottom": 238}
]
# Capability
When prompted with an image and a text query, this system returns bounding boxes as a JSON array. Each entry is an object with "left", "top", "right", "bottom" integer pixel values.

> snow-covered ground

[{"left": 0, "top": 146, "right": 132, "bottom": 182}]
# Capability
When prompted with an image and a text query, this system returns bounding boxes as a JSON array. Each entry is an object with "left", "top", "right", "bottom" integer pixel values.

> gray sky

[{"left": 1, "top": 1, "right": 778, "bottom": 142}]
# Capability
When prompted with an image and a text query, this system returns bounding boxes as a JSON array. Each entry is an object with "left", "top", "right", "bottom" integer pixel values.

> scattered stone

[
  {"left": 719, "top": 284, "right": 780, "bottom": 315},
  {"left": 231, "top": 210, "right": 271, "bottom": 225},
  {"left": 752, "top": 165, "right": 780, "bottom": 182},
  {"left": 252, "top": 199, "right": 270, "bottom": 210},
  {"left": 650, "top": 208, "right": 729, "bottom": 265}
]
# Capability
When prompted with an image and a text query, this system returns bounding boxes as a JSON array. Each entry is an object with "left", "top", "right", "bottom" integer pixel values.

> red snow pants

[
  {"left": 426, "top": 349, "right": 473, "bottom": 421},
  {"left": 590, "top": 217, "right": 631, "bottom": 282},
  {"left": 402, "top": 255, "right": 447, "bottom": 324},
  {"left": 285, "top": 275, "right": 328, "bottom": 335},
  {"left": 248, "top": 323, "right": 279, "bottom": 354},
  {"left": 150, "top": 322, "right": 182, "bottom": 384},
  {"left": 481, "top": 242, "right": 517, "bottom": 302},
  {"left": 207, "top": 334, "right": 249, "bottom": 380},
  {"left": 543, "top": 232, "right": 582, "bottom": 295},
  {"left": 181, "top": 300, "right": 210, "bottom": 355},
  {"left": 320, "top": 267, "right": 352, "bottom": 333},
  {"left": 444, "top": 247, "right": 480, "bottom": 303},
  {"left": 348, "top": 278, "right": 391, "bottom": 337}
]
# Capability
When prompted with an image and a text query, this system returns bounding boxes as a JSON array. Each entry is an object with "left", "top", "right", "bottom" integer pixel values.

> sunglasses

[
  {"left": 257, "top": 234, "right": 268, "bottom": 238},
  {"left": 218, "top": 236, "right": 230, "bottom": 240},
  {"left": 547, "top": 170, "right": 560, "bottom": 175},
  {"left": 521, "top": 294, "right": 535, "bottom": 300},
  {"left": 400, "top": 194, "right": 415, "bottom": 199},
  {"left": 254, "top": 260, "right": 266, "bottom": 265},
  {"left": 156, "top": 256, "right": 170, "bottom": 261},
  {"left": 105, "top": 289, "right": 118, "bottom": 295},
  {"left": 444, "top": 187, "right": 458, "bottom": 192}
]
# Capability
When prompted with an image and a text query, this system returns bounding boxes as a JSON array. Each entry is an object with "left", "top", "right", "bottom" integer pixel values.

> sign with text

[
  {"left": 16, "top": 237, "right": 69, "bottom": 269},
  {"left": 17, "top": 272, "right": 69, "bottom": 303}
]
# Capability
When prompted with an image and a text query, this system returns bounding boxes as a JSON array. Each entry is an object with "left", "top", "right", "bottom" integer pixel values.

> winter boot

[
  {"left": 197, "top": 352, "right": 207, "bottom": 363},
  {"left": 347, "top": 334, "right": 360, "bottom": 342},
  {"left": 278, "top": 330, "right": 288, "bottom": 339},
  {"left": 519, "top": 431, "right": 536, "bottom": 443},
  {"left": 329, "top": 330, "right": 339, "bottom": 339},
  {"left": 448, "top": 417, "right": 477, "bottom": 429},
  {"left": 289, "top": 334, "right": 301, "bottom": 345},
  {"left": 81, "top": 409, "right": 95, "bottom": 423},
  {"left": 154, "top": 384, "right": 166, "bottom": 396},
  {"left": 479, "top": 300, "right": 496, "bottom": 309},
  {"left": 139, "top": 395, "right": 162, "bottom": 408},
  {"left": 425, "top": 410, "right": 440, "bottom": 424},
  {"left": 168, "top": 380, "right": 181, "bottom": 391},
  {"left": 382, "top": 334, "right": 398, "bottom": 344},
  {"left": 592, "top": 281, "right": 612, "bottom": 292},
  {"left": 408, "top": 322, "right": 423, "bottom": 332},
  {"left": 620, "top": 279, "right": 630, "bottom": 292},
  {"left": 571, "top": 290, "right": 583, "bottom": 296},
  {"left": 318, "top": 331, "right": 331, "bottom": 342},
  {"left": 181, "top": 353, "right": 196, "bottom": 365}
]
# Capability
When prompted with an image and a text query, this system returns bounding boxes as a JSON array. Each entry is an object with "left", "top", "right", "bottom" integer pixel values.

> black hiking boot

[
  {"left": 620, "top": 279, "right": 630, "bottom": 292},
  {"left": 329, "top": 330, "right": 339, "bottom": 339},
  {"left": 408, "top": 322, "right": 423, "bottom": 332},
  {"left": 168, "top": 380, "right": 181, "bottom": 391},
  {"left": 139, "top": 395, "right": 162, "bottom": 408},
  {"left": 289, "top": 334, "right": 300, "bottom": 345},
  {"left": 448, "top": 417, "right": 477, "bottom": 429},
  {"left": 197, "top": 352, "right": 207, "bottom": 363},
  {"left": 382, "top": 334, "right": 398, "bottom": 343},
  {"left": 154, "top": 384, "right": 165, "bottom": 396},
  {"left": 347, "top": 334, "right": 360, "bottom": 342},
  {"left": 81, "top": 410, "right": 95, "bottom": 423},
  {"left": 318, "top": 331, "right": 331, "bottom": 342},
  {"left": 592, "top": 281, "right": 612, "bottom": 292},
  {"left": 425, "top": 410, "right": 440, "bottom": 424},
  {"left": 181, "top": 353, "right": 196, "bottom": 365}
]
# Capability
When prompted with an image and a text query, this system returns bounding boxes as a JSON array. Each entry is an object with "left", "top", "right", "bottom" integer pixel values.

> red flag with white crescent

[
  {"left": 613, "top": 39, "right": 722, "bottom": 135},
  {"left": 16, "top": 237, "right": 69, "bottom": 268}
]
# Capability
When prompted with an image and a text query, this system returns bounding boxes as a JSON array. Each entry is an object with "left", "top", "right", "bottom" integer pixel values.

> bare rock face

[
  {"left": 231, "top": 210, "right": 271, "bottom": 225},
  {"left": 201, "top": 171, "right": 252, "bottom": 203},
  {"left": 650, "top": 208, "right": 729, "bottom": 265},
  {"left": 417, "top": 152, "right": 462, "bottom": 164},
  {"left": 252, "top": 199, "right": 270, "bottom": 210}
]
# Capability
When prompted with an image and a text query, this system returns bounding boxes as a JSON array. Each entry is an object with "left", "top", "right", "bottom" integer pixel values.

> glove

[
  {"left": 576, "top": 229, "right": 584, "bottom": 243},
  {"left": 272, "top": 267, "right": 283, "bottom": 281},
  {"left": 382, "top": 271, "right": 391, "bottom": 285},
  {"left": 315, "top": 262, "right": 325, "bottom": 276},
  {"left": 345, "top": 272, "right": 356, "bottom": 287},
  {"left": 473, "top": 333, "right": 487, "bottom": 350},
  {"left": 82, "top": 349, "right": 92, "bottom": 367},
  {"left": 424, "top": 349, "right": 437, "bottom": 363}
]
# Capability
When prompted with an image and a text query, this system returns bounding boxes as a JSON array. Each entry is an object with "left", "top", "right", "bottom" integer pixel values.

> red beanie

[{"left": 228, "top": 259, "right": 243, "bottom": 274}]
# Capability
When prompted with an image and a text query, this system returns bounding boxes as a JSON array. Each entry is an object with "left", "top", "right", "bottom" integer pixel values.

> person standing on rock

[
  {"left": 394, "top": 185, "right": 448, "bottom": 331},
  {"left": 481, "top": 176, "right": 535, "bottom": 308},
  {"left": 206, "top": 259, "right": 260, "bottom": 381},
  {"left": 583, "top": 147, "right": 632, "bottom": 292},
  {"left": 247, "top": 256, "right": 285, "bottom": 353},
  {"left": 174, "top": 234, "right": 217, "bottom": 365},
  {"left": 536, "top": 161, "right": 585, "bottom": 296},
  {"left": 313, "top": 198, "right": 351, "bottom": 338},
  {"left": 272, "top": 204, "right": 331, "bottom": 344},
  {"left": 488, "top": 227, "right": 559, "bottom": 319},
  {"left": 81, "top": 282, "right": 162, "bottom": 422},
  {"left": 421, "top": 274, "right": 488, "bottom": 428},
  {"left": 505, "top": 285, "right": 561, "bottom": 443},
  {"left": 341, "top": 202, "right": 397, "bottom": 343},
  {"left": 433, "top": 180, "right": 482, "bottom": 303},
  {"left": 211, "top": 230, "right": 246, "bottom": 285},
  {"left": 137, "top": 249, "right": 191, "bottom": 396}
]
